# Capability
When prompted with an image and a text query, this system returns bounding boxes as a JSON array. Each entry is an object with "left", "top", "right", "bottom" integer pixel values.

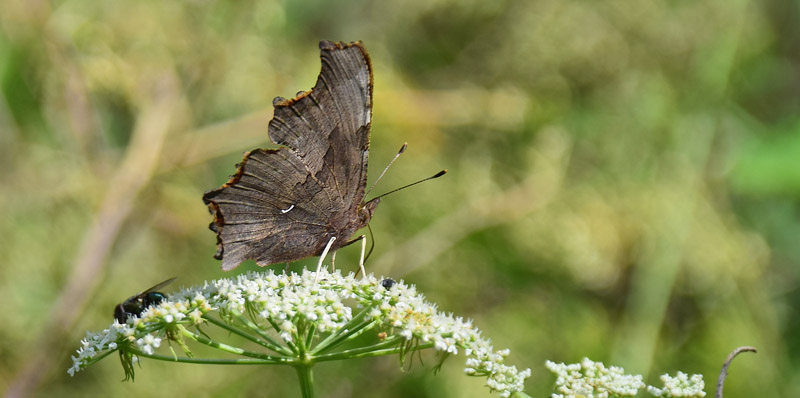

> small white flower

[{"left": 135, "top": 334, "right": 162, "bottom": 355}]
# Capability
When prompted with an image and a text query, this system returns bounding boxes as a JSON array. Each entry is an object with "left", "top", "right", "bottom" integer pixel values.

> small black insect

[
  {"left": 114, "top": 278, "right": 176, "bottom": 323},
  {"left": 381, "top": 278, "right": 396, "bottom": 290}
]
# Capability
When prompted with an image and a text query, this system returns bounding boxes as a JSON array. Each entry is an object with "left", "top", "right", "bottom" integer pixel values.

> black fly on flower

[{"left": 113, "top": 277, "right": 176, "bottom": 324}]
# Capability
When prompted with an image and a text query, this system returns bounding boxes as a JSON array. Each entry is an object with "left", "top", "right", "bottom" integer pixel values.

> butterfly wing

[
  {"left": 269, "top": 41, "right": 372, "bottom": 212},
  {"left": 203, "top": 41, "right": 374, "bottom": 271},
  {"left": 205, "top": 147, "right": 334, "bottom": 270}
]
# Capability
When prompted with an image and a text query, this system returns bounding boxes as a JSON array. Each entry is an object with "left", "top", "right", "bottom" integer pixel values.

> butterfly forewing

[{"left": 269, "top": 42, "right": 372, "bottom": 209}]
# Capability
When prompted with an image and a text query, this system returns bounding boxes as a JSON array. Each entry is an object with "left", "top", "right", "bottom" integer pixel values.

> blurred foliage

[{"left": 1, "top": 0, "right": 799, "bottom": 396}]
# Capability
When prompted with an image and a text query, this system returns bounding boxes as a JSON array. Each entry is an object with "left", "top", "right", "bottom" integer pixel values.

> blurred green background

[{"left": 1, "top": 0, "right": 799, "bottom": 396}]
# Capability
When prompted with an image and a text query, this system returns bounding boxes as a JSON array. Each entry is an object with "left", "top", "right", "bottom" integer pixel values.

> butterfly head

[{"left": 358, "top": 197, "right": 381, "bottom": 227}]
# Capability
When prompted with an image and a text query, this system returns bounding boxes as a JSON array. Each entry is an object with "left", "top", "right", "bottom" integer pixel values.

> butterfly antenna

[
  {"left": 372, "top": 169, "right": 447, "bottom": 201},
  {"left": 366, "top": 143, "right": 408, "bottom": 196}
]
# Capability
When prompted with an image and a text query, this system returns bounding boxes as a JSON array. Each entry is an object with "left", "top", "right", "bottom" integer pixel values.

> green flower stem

[
  {"left": 312, "top": 306, "right": 372, "bottom": 352},
  {"left": 80, "top": 347, "right": 117, "bottom": 368},
  {"left": 129, "top": 347, "right": 288, "bottom": 366},
  {"left": 234, "top": 312, "right": 294, "bottom": 355},
  {"left": 315, "top": 338, "right": 433, "bottom": 362},
  {"left": 312, "top": 319, "right": 376, "bottom": 355},
  {"left": 329, "top": 319, "right": 378, "bottom": 344},
  {"left": 206, "top": 314, "right": 291, "bottom": 356},
  {"left": 179, "top": 325, "right": 289, "bottom": 361},
  {"left": 139, "top": 324, "right": 171, "bottom": 335},
  {"left": 262, "top": 316, "right": 299, "bottom": 354},
  {"left": 294, "top": 363, "right": 315, "bottom": 398},
  {"left": 296, "top": 321, "right": 309, "bottom": 353},
  {"left": 293, "top": 319, "right": 315, "bottom": 398},
  {"left": 304, "top": 323, "right": 317, "bottom": 348}
]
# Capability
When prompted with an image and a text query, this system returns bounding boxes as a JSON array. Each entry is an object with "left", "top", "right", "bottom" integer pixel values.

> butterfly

[{"left": 203, "top": 41, "right": 380, "bottom": 271}]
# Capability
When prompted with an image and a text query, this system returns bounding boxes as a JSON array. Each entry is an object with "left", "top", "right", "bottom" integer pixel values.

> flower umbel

[
  {"left": 545, "top": 358, "right": 646, "bottom": 397},
  {"left": 546, "top": 358, "right": 707, "bottom": 398},
  {"left": 647, "top": 372, "right": 706, "bottom": 398},
  {"left": 69, "top": 269, "right": 530, "bottom": 397}
]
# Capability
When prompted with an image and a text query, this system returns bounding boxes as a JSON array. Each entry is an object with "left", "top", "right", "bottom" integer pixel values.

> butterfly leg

[
  {"left": 341, "top": 235, "right": 368, "bottom": 277},
  {"left": 357, "top": 235, "right": 367, "bottom": 278},
  {"left": 314, "top": 236, "right": 337, "bottom": 283},
  {"left": 331, "top": 251, "right": 337, "bottom": 271}
]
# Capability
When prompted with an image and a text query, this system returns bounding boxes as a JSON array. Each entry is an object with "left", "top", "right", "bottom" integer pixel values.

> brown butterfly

[
  {"left": 203, "top": 41, "right": 381, "bottom": 271},
  {"left": 203, "top": 41, "right": 445, "bottom": 272}
]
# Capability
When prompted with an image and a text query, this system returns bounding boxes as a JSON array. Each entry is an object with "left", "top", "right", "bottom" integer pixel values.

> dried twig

[{"left": 716, "top": 346, "right": 757, "bottom": 398}]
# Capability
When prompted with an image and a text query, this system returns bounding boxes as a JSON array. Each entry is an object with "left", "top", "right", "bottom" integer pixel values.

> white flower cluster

[
  {"left": 465, "top": 347, "right": 531, "bottom": 397},
  {"left": 546, "top": 358, "right": 645, "bottom": 398},
  {"left": 68, "top": 323, "right": 130, "bottom": 376},
  {"left": 198, "top": 271, "right": 354, "bottom": 341},
  {"left": 68, "top": 269, "right": 530, "bottom": 397},
  {"left": 366, "top": 277, "right": 531, "bottom": 397},
  {"left": 647, "top": 372, "right": 706, "bottom": 397}
]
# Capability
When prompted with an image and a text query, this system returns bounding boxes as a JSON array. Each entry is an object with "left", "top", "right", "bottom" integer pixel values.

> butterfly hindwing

[{"left": 204, "top": 148, "right": 328, "bottom": 270}]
